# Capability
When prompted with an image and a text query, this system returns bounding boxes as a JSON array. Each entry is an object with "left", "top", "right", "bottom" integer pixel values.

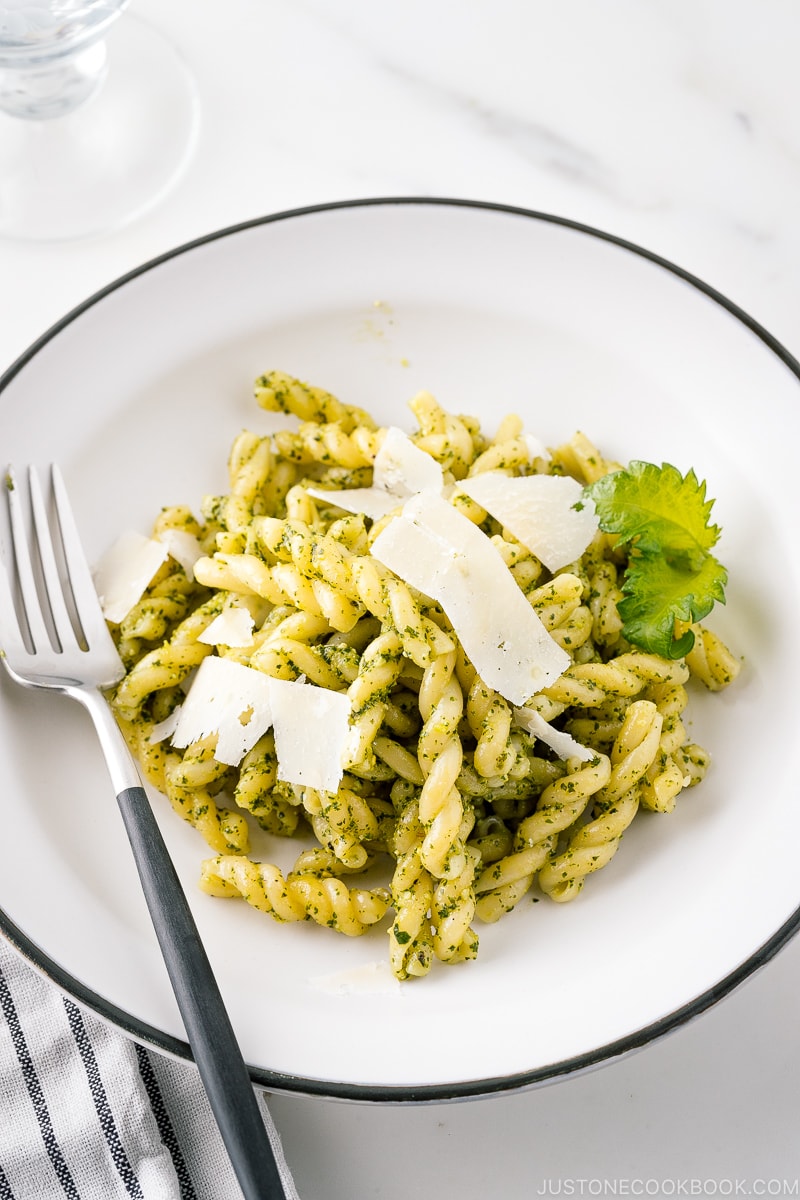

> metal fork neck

[{"left": 70, "top": 686, "right": 143, "bottom": 795}]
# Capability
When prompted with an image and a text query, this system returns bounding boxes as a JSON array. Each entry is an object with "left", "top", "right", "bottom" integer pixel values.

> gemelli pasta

[{"left": 106, "top": 370, "right": 740, "bottom": 980}]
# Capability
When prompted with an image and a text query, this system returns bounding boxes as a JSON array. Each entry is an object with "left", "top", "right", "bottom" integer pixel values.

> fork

[{"left": 0, "top": 464, "right": 292, "bottom": 1200}]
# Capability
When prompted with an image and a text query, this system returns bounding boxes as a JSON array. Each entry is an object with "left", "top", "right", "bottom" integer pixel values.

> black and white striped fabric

[{"left": 0, "top": 938, "right": 300, "bottom": 1200}]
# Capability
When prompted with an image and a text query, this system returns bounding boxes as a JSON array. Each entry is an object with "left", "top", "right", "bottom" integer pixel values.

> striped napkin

[{"left": 0, "top": 937, "right": 300, "bottom": 1199}]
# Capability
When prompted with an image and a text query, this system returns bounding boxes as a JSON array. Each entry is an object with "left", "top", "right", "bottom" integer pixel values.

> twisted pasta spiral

[
  {"left": 409, "top": 390, "right": 479, "bottom": 479},
  {"left": 543, "top": 651, "right": 690, "bottom": 709},
  {"left": 301, "top": 784, "right": 382, "bottom": 870},
  {"left": 254, "top": 369, "right": 377, "bottom": 431},
  {"left": 432, "top": 844, "right": 480, "bottom": 964},
  {"left": 200, "top": 855, "right": 391, "bottom": 936},
  {"left": 475, "top": 754, "right": 612, "bottom": 921},
  {"left": 344, "top": 630, "right": 405, "bottom": 772},
  {"left": 389, "top": 792, "right": 435, "bottom": 979},
  {"left": 164, "top": 738, "right": 249, "bottom": 855},
  {"left": 416, "top": 649, "right": 469, "bottom": 880},
  {"left": 233, "top": 732, "right": 303, "bottom": 836},
  {"left": 538, "top": 700, "right": 663, "bottom": 901},
  {"left": 682, "top": 622, "right": 742, "bottom": 691},
  {"left": 465, "top": 676, "right": 516, "bottom": 780},
  {"left": 112, "top": 595, "right": 223, "bottom": 718}
]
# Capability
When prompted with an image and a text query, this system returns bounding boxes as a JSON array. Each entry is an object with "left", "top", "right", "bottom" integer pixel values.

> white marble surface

[{"left": 2, "top": 0, "right": 800, "bottom": 1196}]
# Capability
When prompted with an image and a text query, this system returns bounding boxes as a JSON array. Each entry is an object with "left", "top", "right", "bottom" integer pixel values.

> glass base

[{"left": 0, "top": 15, "right": 199, "bottom": 241}]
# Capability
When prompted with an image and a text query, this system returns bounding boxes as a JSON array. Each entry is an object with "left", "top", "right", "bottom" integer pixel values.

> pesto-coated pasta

[{"left": 106, "top": 371, "right": 741, "bottom": 981}]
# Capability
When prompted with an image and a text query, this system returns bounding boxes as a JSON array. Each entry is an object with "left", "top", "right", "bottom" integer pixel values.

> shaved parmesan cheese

[
  {"left": 148, "top": 707, "right": 182, "bottom": 745},
  {"left": 305, "top": 485, "right": 400, "bottom": 521},
  {"left": 171, "top": 656, "right": 273, "bottom": 766},
  {"left": 169, "top": 657, "right": 350, "bottom": 787},
  {"left": 307, "top": 426, "right": 444, "bottom": 520},
  {"left": 156, "top": 528, "right": 204, "bottom": 575},
  {"left": 198, "top": 605, "right": 255, "bottom": 648},
  {"left": 523, "top": 433, "right": 551, "bottom": 463},
  {"left": 371, "top": 492, "right": 569, "bottom": 705},
  {"left": 93, "top": 531, "right": 169, "bottom": 624},
  {"left": 513, "top": 706, "right": 595, "bottom": 762},
  {"left": 268, "top": 677, "right": 350, "bottom": 793},
  {"left": 373, "top": 426, "right": 444, "bottom": 495},
  {"left": 459, "top": 472, "right": 598, "bottom": 571}
]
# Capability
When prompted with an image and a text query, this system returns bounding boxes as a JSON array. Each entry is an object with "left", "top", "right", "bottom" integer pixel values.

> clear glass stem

[{"left": 0, "top": 38, "right": 107, "bottom": 119}]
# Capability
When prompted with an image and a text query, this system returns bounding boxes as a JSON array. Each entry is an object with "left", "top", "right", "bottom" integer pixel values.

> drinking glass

[{"left": 0, "top": 1, "right": 199, "bottom": 240}]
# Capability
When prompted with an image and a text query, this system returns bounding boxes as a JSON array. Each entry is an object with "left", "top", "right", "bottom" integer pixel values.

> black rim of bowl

[{"left": 1, "top": 196, "right": 799, "bottom": 1104}]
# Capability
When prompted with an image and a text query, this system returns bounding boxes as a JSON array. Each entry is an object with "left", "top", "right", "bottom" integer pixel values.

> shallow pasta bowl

[{"left": 0, "top": 198, "right": 798, "bottom": 1102}]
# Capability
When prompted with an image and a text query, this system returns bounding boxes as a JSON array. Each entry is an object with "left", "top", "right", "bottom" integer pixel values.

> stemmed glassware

[{"left": 0, "top": 1, "right": 199, "bottom": 240}]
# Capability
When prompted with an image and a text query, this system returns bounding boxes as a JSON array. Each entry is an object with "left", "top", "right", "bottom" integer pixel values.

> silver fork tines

[{"left": 1, "top": 464, "right": 124, "bottom": 690}]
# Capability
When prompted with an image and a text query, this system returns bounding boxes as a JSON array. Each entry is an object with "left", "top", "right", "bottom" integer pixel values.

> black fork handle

[{"left": 116, "top": 786, "right": 288, "bottom": 1200}]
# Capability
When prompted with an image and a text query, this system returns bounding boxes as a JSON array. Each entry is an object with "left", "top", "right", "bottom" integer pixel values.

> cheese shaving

[
  {"left": 169, "top": 656, "right": 350, "bottom": 787},
  {"left": 372, "top": 426, "right": 444, "bottom": 495},
  {"left": 93, "top": 531, "right": 169, "bottom": 624},
  {"left": 305, "top": 485, "right": 400, "bottom": 521},
  {"left": 371, "top": 492, "right": 569, "bottom": 705},
  {"left": 307, "top": 426, "right": 444, "bottom": 519},
  {"left": 513, "top": 706, "right": 596, "bottom": 762},
  {"left": 156, "top": 528, "right": 205, "bottom": 575},
  {"left": 171, "top": 656, "right": 273, "bottom": 766},
  {"left": 269, "top": 678, "right": 350, "bottom": 793},
  {"left": 459, "top": 472, "right": 598, "bottom": 571},
  {"left": 523, "top": 433, "right": 551, "bottom": 463},
  {"left": 198, "top": 605, "right": 255, "bottom": 648},
  {"left": 147, "top": 708, "right": 182, "bottom": 745}
]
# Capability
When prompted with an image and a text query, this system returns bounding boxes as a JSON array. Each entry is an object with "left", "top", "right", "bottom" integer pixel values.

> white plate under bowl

[{"left": 1, "top": 199, "right": 798, "bottom": 1102}]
